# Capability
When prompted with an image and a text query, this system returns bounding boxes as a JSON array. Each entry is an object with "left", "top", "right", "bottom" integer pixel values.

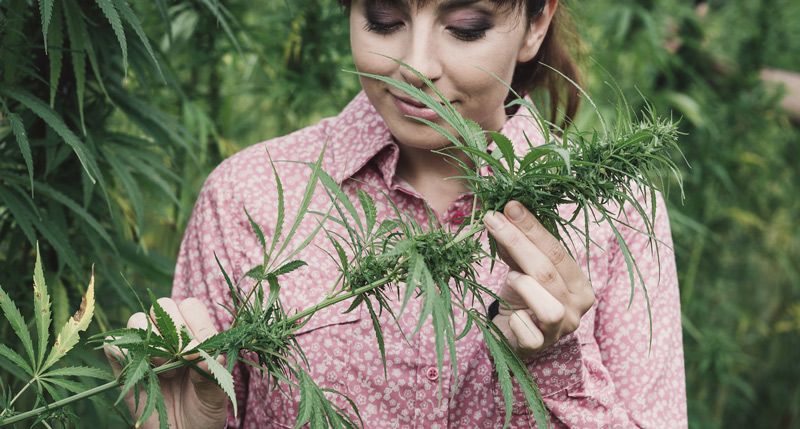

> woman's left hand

[{"left": 483, "top": 200, "right": 595, "bottom": 359}]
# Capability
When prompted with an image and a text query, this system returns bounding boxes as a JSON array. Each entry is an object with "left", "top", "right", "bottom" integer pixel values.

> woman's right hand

[{"left": 103, "top": 297, "right": 229, "bottom": 429}]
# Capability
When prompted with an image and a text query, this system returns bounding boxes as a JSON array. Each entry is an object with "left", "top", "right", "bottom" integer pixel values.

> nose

[{"left": 398, "top": 26, "right": 443, "bottom": 89}]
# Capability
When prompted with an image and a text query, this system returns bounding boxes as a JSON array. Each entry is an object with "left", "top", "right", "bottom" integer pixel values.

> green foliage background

[{"left": 1, "top": 0, "right": 797, "bottom": 427}]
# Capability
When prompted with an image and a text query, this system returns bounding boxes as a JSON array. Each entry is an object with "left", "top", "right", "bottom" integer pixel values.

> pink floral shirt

[{"left": 172, "top": 91, "right": 688, "bottom": 428}]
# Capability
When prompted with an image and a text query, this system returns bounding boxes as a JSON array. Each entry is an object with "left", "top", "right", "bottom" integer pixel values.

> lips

[
  {"left": 390, "top": 91, "right": 451, "bottom": 122},
  {"left": 390, "top": 92, "right": 449, "bottom": 107}
]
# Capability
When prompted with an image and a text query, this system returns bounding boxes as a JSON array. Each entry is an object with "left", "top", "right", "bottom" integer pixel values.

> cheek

[
  {"left": 444, "top": 44, "right": 519, "bottom": 94},
  {"left": 350, "top": 28, "right": 402, "bottom": 76}
]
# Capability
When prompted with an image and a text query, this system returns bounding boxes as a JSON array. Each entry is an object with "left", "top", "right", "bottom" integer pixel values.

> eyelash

[{"left": 363, "top": 20, "right": 489, "bottom": 42}]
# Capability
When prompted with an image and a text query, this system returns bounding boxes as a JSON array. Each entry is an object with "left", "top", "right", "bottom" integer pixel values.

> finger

[
  {"left": 102, "top": 340, "right": 125, "bottom": 377},
  {"left": 509, "top": 309, "right": 544, "bottom": 353},
  {"left": 128, "top": 312, "right": 158, "bottom": 334},
  {"left": 503, "top": 201, "right": 586, "bottom": 289},
  {"left": 178, "top": 298, "right": 218, "bottom": 343},
  {"left": 484, "top": 210, "right": 567, "bottom": 292},
  {"left": 507, "top": 271, "right": 566, "bottom": 335}
]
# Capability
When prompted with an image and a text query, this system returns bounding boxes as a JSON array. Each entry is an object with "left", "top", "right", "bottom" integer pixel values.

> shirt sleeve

[
  {"left": 171, "top": 171, "right": 253, "bottom": 429},
  {"left": 505, "top": 191, "right": 687, "bottom": 428}
]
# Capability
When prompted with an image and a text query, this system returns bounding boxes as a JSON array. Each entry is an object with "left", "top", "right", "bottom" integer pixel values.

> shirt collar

[{"left": 327, "top": 90, "right": 546, "bottom": 185}]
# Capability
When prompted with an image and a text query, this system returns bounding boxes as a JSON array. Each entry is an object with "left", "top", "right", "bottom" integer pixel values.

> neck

[{"left": 395, "top": 142, "right": 473, "bottom": 214}]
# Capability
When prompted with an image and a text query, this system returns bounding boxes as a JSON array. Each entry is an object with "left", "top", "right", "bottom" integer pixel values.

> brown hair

[{"left": 339, "top": 0, "right": 582, "bottom": 125}]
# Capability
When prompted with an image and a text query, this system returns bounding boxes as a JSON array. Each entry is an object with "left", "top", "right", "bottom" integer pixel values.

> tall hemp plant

[
  {"left": 0, "top": 0, "right": 242, "bottom": 424},
  {"left": 0, "top": 54, "right": 683, "bottom": 427}
]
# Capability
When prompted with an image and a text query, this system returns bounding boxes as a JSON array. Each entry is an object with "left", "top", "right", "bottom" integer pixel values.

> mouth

[
  {"left": 389, "top": 91, "right": 454, "bottom": 122},
  {"left": 389, "top": 91, "right": 451, "bottom": 108}
]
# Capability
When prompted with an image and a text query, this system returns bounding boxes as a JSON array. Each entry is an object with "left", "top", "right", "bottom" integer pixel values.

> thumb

[{"left": 102, "top": 337, "right": 125, "bottom": 378}]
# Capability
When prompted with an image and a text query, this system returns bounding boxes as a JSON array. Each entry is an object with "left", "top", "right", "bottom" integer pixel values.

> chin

[{"left": 388, "top": 120, "right": 456, "bottom": 151}]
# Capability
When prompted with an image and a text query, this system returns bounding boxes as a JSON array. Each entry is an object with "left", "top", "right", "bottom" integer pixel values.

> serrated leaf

[
  {"left": 44, "top": 365, "right": 112, "bottom": 380},
  {"left": 0, "top": 86, "right": 99, "bottom": 183},
  {"left": 148, "top": 290, "right": 179, "bottom": 353},
  {"left": 42, "top": 272, "right": 95, "bottom": 371},
  {"left": 116, "top": 356, "right": 148, "bottom": 405},
  {"left": 39, "top": 0, "right": 54, "bottom": 46},
  {"left": 153, "top": 375, "right": 170, "bottom": 429},
  {"left": 33, "top": 243, "right": 52, "bottom": 371},
  {"left": 136, "top": 371, "right": 160, "bottom": 426},
  {"left": 0, "top": 185, "right": 37, "bottom": 246},
  {"left": 357, "top": 190, "right": 377, "bottom": 235},
  {"left": 112, "top": 0, "right": 163, "bottom": 78},
  {"left": 47, "top": 2, "right": 64, "bottom": 107},
  {"left": 488, "top": 131, "right": 517, "bottom": 174},
  {"left": 266, "top": 150, "right": 284, "bottom": 262},
  {"left": 197, "top": 349, "right": 237, "bottom": 417},
  {"left": 94, "top": 0, "right": 128, "bottom": 71},
  {"left": 0, "top": 284, "right": 35, "bottom": 368},
  {"left": 0, "top": 343, "right": 33, "bottom": 376},
  {"left": 62, "top": 0, "right": 87, "bottom": 132},
  {"left": 272, "top": 260, "right": 307, "bottom": 277},
  {"left": 7, "top": 113, "right": 34, "bottom": 194}
]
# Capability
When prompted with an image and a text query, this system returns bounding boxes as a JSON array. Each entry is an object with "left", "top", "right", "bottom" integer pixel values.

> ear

[{"left": 517, "top": 0, "right": 559, "bottom": 63}]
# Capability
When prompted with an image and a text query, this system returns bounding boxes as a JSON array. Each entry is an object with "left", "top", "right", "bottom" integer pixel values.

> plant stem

[
  {"left": 285, "top": 268, "right": 402, "bottom": 326},
  {"left": 0, "top": 378, "right": 36, "bottom": 418},
  {"left": 445, "top": 222, "right": 486, "bottom": 250},
  {"left": 0, "top": 359, "right": 196, "bottom": 427}
]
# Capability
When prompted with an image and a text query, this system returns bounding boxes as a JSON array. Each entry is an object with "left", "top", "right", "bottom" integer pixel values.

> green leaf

[
  {"left": 0, "top": 284, "right": 35, "bottom": 368},
  {"left": 357, "top": 190, "right": 377, "bottom": 235},
  {"left": 488, "top": 131, "right": 517, "bottom": 174},
  {"left": 44, "top": 366, "right": 112, "bottom": 380},
  {"left": 7, "top": 113, "right": 34, "bottom": 194},
  {"left": 148, "top": 290, "right": 180, "bottom": 353},
  {"left": 0, "top": 86, "right": 100, "bottom": 184},
  {"left": 196, "top": 0, "right": 242, "bottom": 54},
  {"left": 62, "top": 0, "right": 87, "bottom": 132},
  {"left": 10, "top": 176, "right": 116, "bottom": 250},
  {"left": 103, "top": 145, "right": 143, "bottom": 230},
  {"left": 272, "top": 260, "right": 307, "bottom": 277},
  {"left": 112, "top": 0, "right": 163, "bottom": 78},
  {"left": 94, "top": 0, "right": 128, "bottom": 71},
  {"left": 316, "top": 167, "right": 363, "bottom": 235},
  {"left": 0, "top": 343, "right": 33, "bottom": 376},
  {"left": 33, "top": 243, "right": 52, "bottom": 371},
  {"left": 197, "top": 349, "right": 237, "bottom": 417},
  {"left": 0, "top": 185, "right": 37, "bottom": 246},
  {"left": 39, "top": 0, "right": 54, "bottom": 46},
  {"left": 116, "top": 356, "right": 148, "bottom": 405},
  {"left": 47, "top": 2, "right": 64, "bottom": 107},
  {"left": 42, "top": 273, "right": 95, "bottom": 370},
  {"left": 266, "top": 150, "right": 285, "bottom": 262},
  {"left": 137, "top": 370, "right": 160, "bottom": 426}
]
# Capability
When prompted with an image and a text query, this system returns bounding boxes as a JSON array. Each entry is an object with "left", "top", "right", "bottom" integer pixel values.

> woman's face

[{"left": 350, "top": 0, "right": 555, "bottom": 151}]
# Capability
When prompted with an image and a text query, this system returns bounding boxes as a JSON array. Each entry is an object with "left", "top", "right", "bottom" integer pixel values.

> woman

[{"left": 108, "top": 0, "right": 687, "bottom": 427}]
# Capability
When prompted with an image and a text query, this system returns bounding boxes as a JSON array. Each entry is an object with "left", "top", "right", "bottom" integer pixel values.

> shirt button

[{"left": 426, "top": 367, "right": 439, "bottom": 381}]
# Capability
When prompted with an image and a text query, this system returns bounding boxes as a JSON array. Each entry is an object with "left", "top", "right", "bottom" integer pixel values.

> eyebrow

[
  {"left": 435, "top": 0, "right": 483, "bottom": 14},
  {"left": 372, "top": 0, "right": 484, "bottom": 14}
]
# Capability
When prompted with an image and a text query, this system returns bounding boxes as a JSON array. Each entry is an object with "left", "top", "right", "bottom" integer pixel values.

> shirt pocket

[
  {"left": 492, "top": 382, "right": 538, "bottom": 429},
  {"left": 267, "top": 306, "right": 363, "bottom": 428}
]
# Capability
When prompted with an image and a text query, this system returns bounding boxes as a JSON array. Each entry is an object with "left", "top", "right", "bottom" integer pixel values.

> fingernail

[
  {"left": 507, "top": 270, "right": 521, "bottom": 280},
  {"left": 506, "top": 201, "right": 524, "bottom": 221},
  {"left": 484, "top": 211, "right": 504, "bottom": 229}
]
